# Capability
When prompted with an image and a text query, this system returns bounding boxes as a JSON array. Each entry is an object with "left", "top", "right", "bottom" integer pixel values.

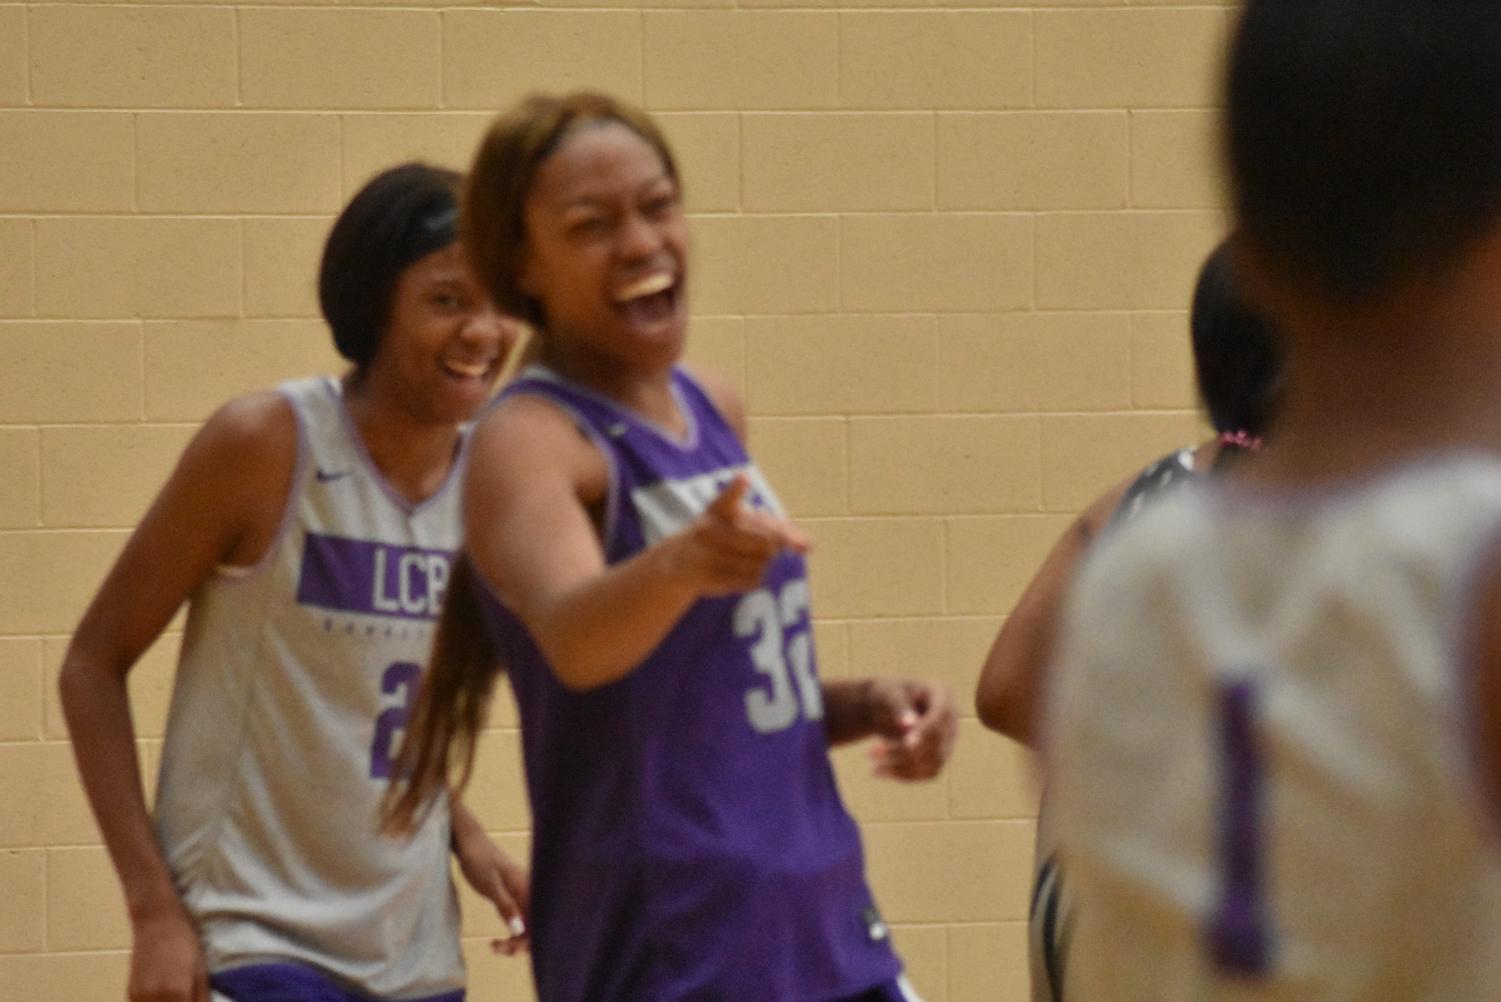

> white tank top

[
  {"left": 154, "top": 377, "right": 466, "bottom": 997},
  {"left": 1048, "top": 454, "right": 1501, "bottom": 1001}
]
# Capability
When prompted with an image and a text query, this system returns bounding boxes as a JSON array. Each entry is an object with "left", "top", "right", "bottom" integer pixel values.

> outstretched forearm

[{"left": 522, "top": 539, "right": 702, "bottom": 692}]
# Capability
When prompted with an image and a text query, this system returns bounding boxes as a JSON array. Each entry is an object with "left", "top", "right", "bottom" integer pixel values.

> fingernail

[{"left": 509, "top": 916, "right": 527, "bottom": 937}]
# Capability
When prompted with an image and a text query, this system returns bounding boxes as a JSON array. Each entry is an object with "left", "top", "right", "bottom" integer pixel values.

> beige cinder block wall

[{"left": 0, "top": 2, "right": 1229, "bottom": 999}]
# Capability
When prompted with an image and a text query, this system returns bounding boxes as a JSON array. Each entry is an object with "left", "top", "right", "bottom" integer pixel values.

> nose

[
  {"left": 614, "top": 210, "right": 663, "bottom": 262},
  {"left": 460, "top": 302, "right": 520, "bottom": 349}
]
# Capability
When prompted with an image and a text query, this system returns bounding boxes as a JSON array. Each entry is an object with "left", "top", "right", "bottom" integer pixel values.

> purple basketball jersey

[{"left": 478, "top": 367, "right": 902, "bottom": 1001}]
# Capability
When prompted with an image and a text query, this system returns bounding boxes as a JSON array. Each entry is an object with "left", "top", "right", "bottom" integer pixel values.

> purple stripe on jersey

[
  {"left": 295, "top": 532, "right": 453, "bottom": 621},
  {"left": 211, "top": 962, "right": 463, "bottom": 1002},
  {"left": 1206, "top": 680, "right": 1273, "bottom": 977}
]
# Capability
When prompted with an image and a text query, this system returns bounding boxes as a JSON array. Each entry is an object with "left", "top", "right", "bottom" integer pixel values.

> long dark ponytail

[{"left": 382, "top": 553, "right": 503, "bottom": 833}]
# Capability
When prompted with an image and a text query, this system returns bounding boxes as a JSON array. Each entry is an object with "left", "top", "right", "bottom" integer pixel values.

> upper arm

[
  {"left": 64, "top": 393, "right": 297, "bottom": 680},
  {"left": 461, "top": 394, "right": 612, "bottom": 629},
  {"left": 975, "top": 475, "right": 1133, "bottom": 745}
]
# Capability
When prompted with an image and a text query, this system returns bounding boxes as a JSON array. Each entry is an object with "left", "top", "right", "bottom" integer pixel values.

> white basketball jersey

[
  {"left": 1049, "top": 454, "right": 1501, "bottom": 1001},
  {"left": 154, "top": 377, "right": 466, "bottom": 998}
]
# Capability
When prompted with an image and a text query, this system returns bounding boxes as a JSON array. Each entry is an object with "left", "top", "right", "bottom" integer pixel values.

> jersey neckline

[
  {"left": 322, "top": 376, "right": 470, "bottom": 518},
  {"left": 1206, "top": 447, "right": 1501, "bottom": 515},
  {"left": 518, "top": 363, "right": 702, "bottom": 452}
]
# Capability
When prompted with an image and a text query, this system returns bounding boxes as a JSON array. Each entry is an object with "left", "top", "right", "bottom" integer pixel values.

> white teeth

[
  {"left": 444, "top": 360, "right": 490, "bottom": 378},
  {"left": 614, "top": 272, "right": 674, "bottom": 302}
]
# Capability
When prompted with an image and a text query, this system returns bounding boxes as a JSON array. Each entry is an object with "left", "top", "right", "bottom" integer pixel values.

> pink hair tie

[{"left": 1219, "top": 429, "right": 1264, "bottom": 451}]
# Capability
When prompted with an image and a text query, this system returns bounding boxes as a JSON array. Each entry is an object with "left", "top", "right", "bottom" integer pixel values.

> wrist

[
  {"left": 654, "top": 534, "right": 710, "bottom": 601},
  {"left": 855, "top": 678, "right": 881, "bottom": 737},
  {"left": 126, "top": 883, "right": 189, "bottom": 927}
]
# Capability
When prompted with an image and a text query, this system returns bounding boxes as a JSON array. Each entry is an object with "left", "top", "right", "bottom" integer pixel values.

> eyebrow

[{"left": 555, "top": 174, "right": 676, "bottom": 211}]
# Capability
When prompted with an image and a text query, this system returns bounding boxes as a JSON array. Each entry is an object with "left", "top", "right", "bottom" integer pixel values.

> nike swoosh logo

[{"left": 315, "top": 468, "right": 351, "bottom": 483}]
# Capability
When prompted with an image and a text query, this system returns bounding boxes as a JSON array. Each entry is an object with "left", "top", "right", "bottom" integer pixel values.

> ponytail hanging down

[{"left": 382, "top": 553, "right": 504, "bottom": 834}]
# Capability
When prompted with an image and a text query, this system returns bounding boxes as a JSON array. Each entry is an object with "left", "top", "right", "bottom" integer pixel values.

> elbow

[
  {"left": 56, "top": 638, "right": 128, "bottom": 720},
  {"left": 56, "top": 647, "right": 99, "bottom": 722},
  {"left": 526, "top": 603, "right": 632, "bottom": 693},
  {"left": 975, "top": 687, "right": 1015, "bottom": 738},
  {"left": 974, "top": 687, "right": 1005, "bottom": 734},
  {"left": 545, "top": 650, "right": 619, "bottom": 693},
  {"left": 538, "top": 629, "right": 633, "bottom": 693},
  {"left": 975, "top": 676, "right": 1034, "bottom": 746}
]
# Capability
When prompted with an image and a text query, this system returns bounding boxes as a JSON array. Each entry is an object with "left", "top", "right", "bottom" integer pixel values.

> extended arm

[{"left": 464, "top": 394, "right": 807, "bottom": 692}]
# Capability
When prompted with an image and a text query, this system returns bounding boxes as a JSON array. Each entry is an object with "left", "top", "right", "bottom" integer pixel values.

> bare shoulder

[
  {"left": 681, "top": 363, "right": 747, "bottom": 442},
  {"left": 177, "top": 393, "right": 297, "bottom": 495},
  {"left": 469, "top": 390, "right": 609, "bottom": 501},
  {"left": 473, "top": 390, "right": 598, "bottom": 461}
]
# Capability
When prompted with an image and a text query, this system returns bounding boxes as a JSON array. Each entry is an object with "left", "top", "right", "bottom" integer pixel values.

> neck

[
  {"left": 536, "top": 338, "right": 683, "bottom": 433},
  {"left": 342, "top": 372, "right": 462, "bottom": 505},
  {"left": 1251, "top": 276, "right": 1501, "bottom": 484}
]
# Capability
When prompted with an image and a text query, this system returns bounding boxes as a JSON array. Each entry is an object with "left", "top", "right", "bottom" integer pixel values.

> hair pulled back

[{"left": 462, "top": 91, "right": 679, "bottom": 330}]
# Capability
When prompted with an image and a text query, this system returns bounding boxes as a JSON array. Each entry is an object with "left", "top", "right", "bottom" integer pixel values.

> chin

[{"left": 435, "top": 381, "right": 498, "bottom": 424}]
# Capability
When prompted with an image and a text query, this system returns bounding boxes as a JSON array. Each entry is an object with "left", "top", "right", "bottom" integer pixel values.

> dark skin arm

[
  {"left": 60, "top": 393, "right": 296, "bottom": 1002},
  {"left": 975, "top": 476, "right": 1133, "bottom": 747},
  {"left": 464, "top": 382, "right": 809, "bottom": 693},
  {"left": 450, "top": 801, "right": 530, "bottom": 956}
]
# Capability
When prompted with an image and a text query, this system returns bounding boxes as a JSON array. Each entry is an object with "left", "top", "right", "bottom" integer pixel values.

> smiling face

[
  {"left": 364, "top": 242, "right": 520, "bottom": 425},
  {"left": 517, "top": 120, "right": 689, "bottom": 376}
]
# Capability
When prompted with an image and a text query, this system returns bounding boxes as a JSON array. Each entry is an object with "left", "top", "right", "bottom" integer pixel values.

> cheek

[
  {"left": 392, "top": 323, "right": 448, "bottom": 369},
  {"left": 541, "top": 254, "right": 605, "bottom": 310}
]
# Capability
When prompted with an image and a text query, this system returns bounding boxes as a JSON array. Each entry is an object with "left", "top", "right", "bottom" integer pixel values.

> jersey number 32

[{"left": 736, "top": 580, "right": 823, "bottom": 734}]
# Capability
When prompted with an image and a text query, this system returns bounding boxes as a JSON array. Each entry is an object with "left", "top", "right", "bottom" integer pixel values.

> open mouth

[
  {"left": 441, "top": 357, "right": 497, "bottom": 381},
  {"left": 613, "top": 271, "right": 681, "bottom": 328}
]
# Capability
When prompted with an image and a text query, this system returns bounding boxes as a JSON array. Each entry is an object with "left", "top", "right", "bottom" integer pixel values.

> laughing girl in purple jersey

[
  {"left": 60, "top": 164, "right": 528, "bottom": 1002},
  {"left": 384, "top": 93, "right": 957, "bottom": 1002}
]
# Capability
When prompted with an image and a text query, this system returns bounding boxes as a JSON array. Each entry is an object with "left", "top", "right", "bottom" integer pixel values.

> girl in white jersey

[
  {"left": 1048, "top": 1, "right": 1501, "bottom": 998},
  {"left": 60, "top": 164, "right": 527, "bottom": 1002},
  {"left": 976, "top": 243, "right": 1281, "bottom": 1002}
]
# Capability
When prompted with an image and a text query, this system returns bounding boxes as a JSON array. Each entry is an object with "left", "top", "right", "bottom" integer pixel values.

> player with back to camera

[
  {"left": 382, "top": 92, "right": 958, "bottom": 1002},
  {"left": 59, "top": 163, "right": 529, "bottom": 1002},
  {"left": 1048, "top": 1, "right": 1501, "bottom": 997},
  {"left": 974, "top": 241, "right": 1281, "bottom": 1002}
]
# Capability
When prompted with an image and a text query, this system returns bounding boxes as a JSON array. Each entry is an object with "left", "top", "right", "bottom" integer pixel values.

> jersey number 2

[
  {"left": 1207, "top": 680, "right": 1273, "bottom": 977},
  {"left": 736, "top": 580, "right": 823, "bottom": 733},
  {"left": 369, "top": 660, "right": 421, "bottom": 779}
]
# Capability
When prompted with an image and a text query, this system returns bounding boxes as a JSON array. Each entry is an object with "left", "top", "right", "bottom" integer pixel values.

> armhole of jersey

[
  {"left": 672, "top": 366, "right": 736, "bottom": 452},
  {"left": 212, "top": 388, "right": 309, "bottom": 584},
  {"left": 507, "top": 386, "right": 623, "bottom": 560},
  {"left": 1448, "top": 515, "right": 1501, "bottom": 846}
]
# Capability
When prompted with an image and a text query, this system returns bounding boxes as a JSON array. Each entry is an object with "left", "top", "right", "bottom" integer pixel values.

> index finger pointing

[{"left": 707, "top": 473, "right": 750, "bottom": 520}]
